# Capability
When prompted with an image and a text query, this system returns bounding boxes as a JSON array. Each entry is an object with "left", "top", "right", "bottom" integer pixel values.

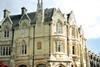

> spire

[
  {"left": 36, "top": 0, "right": 44, "bottom": 23},
  {"left": 37, "top": 0, "right": 43, "bottom": 11}
]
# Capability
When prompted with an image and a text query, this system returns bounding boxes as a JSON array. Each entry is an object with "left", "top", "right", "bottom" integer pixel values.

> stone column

[
  {"left": 10, "top": 59, "right": 15, "bottom": 67},
  {"left": 29, "top": 60, "right": 33, "bottom": 67}
]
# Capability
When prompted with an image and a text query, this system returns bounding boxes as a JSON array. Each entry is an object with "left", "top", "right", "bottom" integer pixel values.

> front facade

[{"left": 0, "top": 0, "right": 87, "bottom": 67}]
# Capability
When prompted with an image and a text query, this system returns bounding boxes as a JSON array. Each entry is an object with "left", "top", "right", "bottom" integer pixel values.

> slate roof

[{"left": 10, "top": 8, "right": 55, "bottom": 27}]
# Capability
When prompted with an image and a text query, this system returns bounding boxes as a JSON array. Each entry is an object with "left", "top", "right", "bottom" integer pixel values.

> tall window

[
  {"left": 72, "top": 46, "right": 75, "bottom": 54},
  {"left": 0, "top": 46, "right": 11, "bottom": 56},
  {"left": 56, "top": 22, "right": 63, "bottom": 34},
  {"left": 71, "top": 27, "right": 75, "bottom": 37},
  {"left": 55, "top": 40, "right": 63, "bottom": 52},
  {"left": 4, "top": 29, "right": 9, "bottom": 37},
  {"left": 21, "top": 40, "right": 27, "bottom": 55}
]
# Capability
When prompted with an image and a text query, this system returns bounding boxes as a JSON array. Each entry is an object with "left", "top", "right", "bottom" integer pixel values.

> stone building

[
  {"left": 88, "top": 51, "right": 100, "bottom": 67},
  {"left": 0, "top": 0, "right": 87, "bottom": 67}
]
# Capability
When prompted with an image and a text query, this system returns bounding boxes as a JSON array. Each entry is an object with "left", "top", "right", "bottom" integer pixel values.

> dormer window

[
  {"left": 4, "top": 29, "right": 9, "bottom": 37},
  {"left": 4, "top": 25, "right": 10, "bottom": 37},
  {"left": 56, "top": 20, "right": 63, "bottom": 34}
]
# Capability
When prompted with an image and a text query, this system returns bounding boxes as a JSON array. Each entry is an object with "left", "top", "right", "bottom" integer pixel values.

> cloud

[
  {"left": 51, "top": 0, "right": 100, "bottom": 39},
  {"left": 0, "top": 0, "right": 100, "bottom": 39}
]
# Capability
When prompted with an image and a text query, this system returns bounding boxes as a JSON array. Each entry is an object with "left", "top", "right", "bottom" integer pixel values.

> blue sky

[{"left": 0, "top": 0, "right": 100, "bottom": 54}]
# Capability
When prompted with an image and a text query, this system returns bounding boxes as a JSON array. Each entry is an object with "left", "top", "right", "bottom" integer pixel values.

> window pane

[
  {"left": 72, "top": 46, "right": 75, "bottom": 54},
  {"left": 56, "top": 41, "right": 62, "bottom": 52},
  {"left": 56, "top": 22, "right": 62, "bottom": 34}
]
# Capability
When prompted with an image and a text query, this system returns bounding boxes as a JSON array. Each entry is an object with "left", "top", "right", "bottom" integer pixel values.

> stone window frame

[
  {"left": 55, "top": 40, "right": 64, "bottom": 52},
  {"left": 37, "top": 41, "right": 42, "bottom": 50},
  {"left": 20, "top": 40, "right": 27, "bottom": 55},
  {"left": 0, "top": 46, "right": 11, "bottom": 56},
  {"left": 56, "top": 19, "right": 63, "bottom": 34}
]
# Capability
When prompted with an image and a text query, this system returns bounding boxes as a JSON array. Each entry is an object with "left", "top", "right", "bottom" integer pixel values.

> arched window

[
  {"left": 19, "top": 65, "right": 27, "bottom": 67},
  {"left": 36, "top": 64, "right": 46, "bottom": 67},
  {"left": 56, "top": 21, "right": 63, "bottom": 34},
  {"left": 21, "top": 40, "right": 27, "bottom": 55}
]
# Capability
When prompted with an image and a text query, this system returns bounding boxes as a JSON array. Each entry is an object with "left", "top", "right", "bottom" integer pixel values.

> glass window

[
  {"left": 21, "top": 40, "right": 27, "bottom": 55},
  {"left": 56, "top": 22, "right": 63, "bottom": 34},
  {"left": 72, "top": 46, "right": 75, "bottom": 54},
  {"left": 4, "top": 30, "right": 9, "bottom": 37},
  {"left": 0, "top": 46, "right": 11, "bottom": 56},
  {"left": 56, "top": 40, "right": 63, "bottom": 52}
]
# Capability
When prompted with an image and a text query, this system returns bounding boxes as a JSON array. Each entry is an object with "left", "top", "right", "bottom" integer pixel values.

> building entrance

[{"left": 19, "top": 65, "right": 27, "bottom": 67}]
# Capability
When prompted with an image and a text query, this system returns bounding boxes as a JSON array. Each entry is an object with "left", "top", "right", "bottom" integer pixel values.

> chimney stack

[
  {"left": 4, "top": 9, "right": 10, "bottom": 18},
  {"left": 21, "top": 7, "right": 27, "bottom": 15}
]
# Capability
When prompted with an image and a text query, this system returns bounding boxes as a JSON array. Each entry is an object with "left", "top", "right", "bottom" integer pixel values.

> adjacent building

[
  {"left": 0, "top": 0, "right": 88, "bottom": 67},
  {"left": 88, "top": 51, "right": 100, "bottom": 67}
]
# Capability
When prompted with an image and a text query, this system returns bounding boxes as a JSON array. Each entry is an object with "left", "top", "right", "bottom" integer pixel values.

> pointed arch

[
  {"left": 56, "top": 19, "right": 63, "bottom": 34},
  {"left": 21, "top": 40, "right": 27, "bottom": 55},
  {"left": 56, "top": 64, "right": 65, "bottom": 67},
  {"left": 19, "top": 64, "right": 27, "bottom": 67}
]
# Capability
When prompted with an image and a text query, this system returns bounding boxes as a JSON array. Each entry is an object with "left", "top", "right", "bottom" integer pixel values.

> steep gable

[{"left": 9, "top": 8, "right": 55, "bottom": 27}]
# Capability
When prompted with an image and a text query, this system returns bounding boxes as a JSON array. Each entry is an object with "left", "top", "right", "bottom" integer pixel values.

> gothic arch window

[
  {"left": 21, "top": 40, "right": 27, "bottom": 55},
  {"left": 56, "top": 20, "right": 63, "bottom": 34},
  {"left": 36, "top": 64, "right": 46, "bottom": 67},
  {"left": 19, "top": 65, "right": 27, "bottom": 67}
]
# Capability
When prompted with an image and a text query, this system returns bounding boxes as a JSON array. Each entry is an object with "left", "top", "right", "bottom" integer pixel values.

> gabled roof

[
  {"left": 10, "top": 14, "right": 21, "bottom": 26},
  {"left": 9, "top": 8, "right": 55, "bottom": 27}
]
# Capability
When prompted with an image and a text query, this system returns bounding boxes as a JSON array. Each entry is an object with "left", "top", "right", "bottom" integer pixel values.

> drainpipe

[
  {"left": 32, "top": 25, "right": 35, "bottom": 67},
  {"left": 66, "top": 24, "right": 69, "bottom": 56},
  {"left": 49, "top": 23, "right": 51, "bottom": 57},
  {"left": 10, "top": 27, "right": 15, "bottom": 67}
]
